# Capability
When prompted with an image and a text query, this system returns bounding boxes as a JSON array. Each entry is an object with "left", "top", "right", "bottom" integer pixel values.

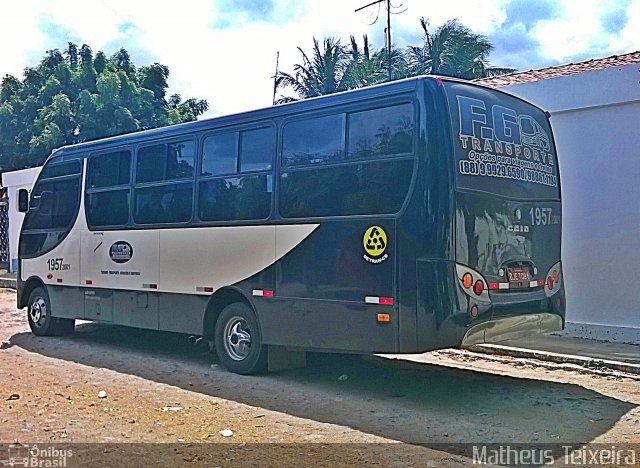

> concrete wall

[
  {"left": 1, "top": 167, "right": 42, "bottom": 272},
  {"left": 499, "top": 63, "right": 640, "bottom": 343}
]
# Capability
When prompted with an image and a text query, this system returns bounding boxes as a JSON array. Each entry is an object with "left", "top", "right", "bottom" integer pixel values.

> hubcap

[
  {"left": 223, "top": 316, "right": 252, "bottom": 361},
  {"left": 29, "top": 297, "right": 47, "bottom": 327}
]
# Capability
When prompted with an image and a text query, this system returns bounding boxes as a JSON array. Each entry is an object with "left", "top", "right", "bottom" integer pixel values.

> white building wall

[
  {"left": 1, "top": 167, "right": 42, "bottom": 272},
  {"left": 499, "top": 63, "right": 640, "bottom": 343}
]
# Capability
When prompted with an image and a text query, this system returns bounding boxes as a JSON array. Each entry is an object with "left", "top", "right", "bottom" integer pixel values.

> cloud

[
  {"left": 601, "top": 2, "right": 629, "bottom": 33},
  {"left": 1, "top": 0, "right": 639, "bottom": 121},
  {"left": 503, "top": 0, "right": 560, "bottom": 29}
]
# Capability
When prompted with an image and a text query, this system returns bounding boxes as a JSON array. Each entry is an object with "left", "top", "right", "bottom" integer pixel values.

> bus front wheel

[
  {"left": 27, "top": 287, "right": 75, "bottom": 336},
  {"left": 214, "top": 302, "right": 267, "bottom": 375}
]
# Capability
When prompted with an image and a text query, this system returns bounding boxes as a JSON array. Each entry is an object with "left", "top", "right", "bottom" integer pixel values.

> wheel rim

[
  {"left": 29, "top": 296, "right": 47, "bottom": 327},
  {"left": 223, "top": 316, "right": 252, "bottom": 361}
]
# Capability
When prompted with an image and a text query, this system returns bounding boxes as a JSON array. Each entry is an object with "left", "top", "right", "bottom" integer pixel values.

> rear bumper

[{"left": 460, "top": 312, "right": 563, "bottom": 347}]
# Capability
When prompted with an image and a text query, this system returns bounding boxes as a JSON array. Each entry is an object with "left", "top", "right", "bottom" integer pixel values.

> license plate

[{"left": 507, "top": 267, "right": 531, "bottom": 282}]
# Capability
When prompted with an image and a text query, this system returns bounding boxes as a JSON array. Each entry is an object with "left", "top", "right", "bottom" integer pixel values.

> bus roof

[{"left": 49, "top": 75, "right": 541, "bottom": 161}]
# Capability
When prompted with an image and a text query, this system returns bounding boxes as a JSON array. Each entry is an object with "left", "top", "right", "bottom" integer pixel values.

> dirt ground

[{"left": 0, "top": 288, "right": 638, "bottom": 467}]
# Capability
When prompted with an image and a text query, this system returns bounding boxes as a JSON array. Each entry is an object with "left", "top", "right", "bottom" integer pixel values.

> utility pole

[{"left": 356, "top": 0, "right": 401, "bottom": 82}]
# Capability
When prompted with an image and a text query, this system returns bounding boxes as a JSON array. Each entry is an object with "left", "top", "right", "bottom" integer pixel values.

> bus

[{"left": 17, "top": 76, "right": 565, "bottom": 374}]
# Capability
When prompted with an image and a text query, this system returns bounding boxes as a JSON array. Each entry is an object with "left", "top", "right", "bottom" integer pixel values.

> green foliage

[
  {"left": 0, "top": 42, "right": 209, "bottom": 171},
  {"left": 274, "top": 37, "right": 349, "bottom": 104},
  {"left": 276, "top": 18, "right": 516, "bottom": 103}
]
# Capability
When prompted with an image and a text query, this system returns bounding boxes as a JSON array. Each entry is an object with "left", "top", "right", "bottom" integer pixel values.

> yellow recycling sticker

[{"left": 363, "top": 226, "right": 389, "bottom": 264}]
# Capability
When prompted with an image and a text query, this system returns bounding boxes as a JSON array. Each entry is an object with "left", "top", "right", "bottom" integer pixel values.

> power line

[{"left": 355, "top": 0, "right": 406, "bottom": 81}]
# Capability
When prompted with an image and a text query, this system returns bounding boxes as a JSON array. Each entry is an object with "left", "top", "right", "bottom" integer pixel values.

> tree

[
  {"left": 407, "top": 18, "right": 515, "bottom": 79},
  {"left": 274, "top": 37, "right": 348, "bottom": 104},
  {"left": 0, "top": 43, "right": 209, "bottom": 171},
  {"left": 276, "top": 18, "right": 515, "bottom": 102}
]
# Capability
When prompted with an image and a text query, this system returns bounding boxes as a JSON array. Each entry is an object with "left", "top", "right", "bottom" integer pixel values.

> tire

[
  {"left": 214, "top": 302, "right": 267, "bottom": 375},
  {"left": 27, "top": 287, "right": 75, "bottom": 336}
]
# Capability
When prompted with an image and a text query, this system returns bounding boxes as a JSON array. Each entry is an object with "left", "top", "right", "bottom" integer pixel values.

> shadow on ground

[{"left": 9, "top": 323, "right": 634, "bottom": 454}]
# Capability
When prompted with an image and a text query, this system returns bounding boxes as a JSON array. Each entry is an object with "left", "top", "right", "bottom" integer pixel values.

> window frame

[
  {"left": 195, "top": 122, "right": 276, "bottom": 225},
  {"left": 135, "top": 137, "right": 197, "bottom": 184},
  {"left": 132, "top": 135, "right": 197, "bottom": 227},
  {"left": 84, "top": 146, "right": 133, "bottom": 230},
  {"left": 20, "top": 158, "right": 83, "bottom": 259},
  {"left": 276, "top": 98, "right": 419, "bottom": 220},
  {"left": 280, "top": 99, "right": 416, "bottom": 171}
]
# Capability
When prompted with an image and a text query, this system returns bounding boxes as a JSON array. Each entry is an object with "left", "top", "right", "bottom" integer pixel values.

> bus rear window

[{"left": 444, "top": 82, "right": 560, "bottom": 200}]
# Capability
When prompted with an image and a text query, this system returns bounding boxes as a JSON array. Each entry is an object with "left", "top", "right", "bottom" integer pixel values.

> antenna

[
  {"left": 272, "top": 50, "right": 279, "bottom": 105},
  {"left": 355, "top": 0, "right": 406, "bottom": 81}
]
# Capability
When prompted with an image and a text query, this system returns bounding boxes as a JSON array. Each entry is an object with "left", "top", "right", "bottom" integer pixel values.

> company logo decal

[
  {"left": 363, "top": 226, "right": 389, "bottom": 264},
  {"left": 110, "top": 241, "right": 133, "bottom": 264},
  {"left": 456, "top": 95, "right": 557, "bottom": 188}
]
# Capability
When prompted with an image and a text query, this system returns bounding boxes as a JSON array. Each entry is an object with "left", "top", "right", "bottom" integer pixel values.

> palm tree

[
  {"left": 343, "top": 35, "right": 386, "bottom": 89},
  {"left": 275, "top": 37, "right": 348, "bottom": 104},
  {"left": 407, "top": 17, "right": 515, "bottom": 80}
]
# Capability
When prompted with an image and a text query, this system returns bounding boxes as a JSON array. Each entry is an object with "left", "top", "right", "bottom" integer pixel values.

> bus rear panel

[{"left": 435, "top": 80, "right": 565, "bottom": 348}]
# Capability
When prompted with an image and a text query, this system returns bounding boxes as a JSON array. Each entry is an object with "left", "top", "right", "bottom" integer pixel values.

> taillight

[
  {"left": 545, "top": 262, "right": 562, "bottom": 297},
  {"left": 455, "top": 264, "right": 490, "bottom": 303},
  {"left": 462, "top": 273, "right": 473, "bottom": 289}
]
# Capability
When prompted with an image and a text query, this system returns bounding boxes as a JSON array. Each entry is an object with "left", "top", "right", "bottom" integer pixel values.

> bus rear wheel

[
  {"left": 27, "top": 287, "right": 75, "bottom": 336},
  {"left": 214, "top": 302, "right": 267, "bottom": 375}
]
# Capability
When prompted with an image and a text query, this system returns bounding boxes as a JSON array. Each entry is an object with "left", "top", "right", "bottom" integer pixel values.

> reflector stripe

[
  {"left": 56, "top": 278, "right": 63, "bottom": 283},
  {"left": 529, "top": 280, "right": 538, "bottom": 288},
  {"left": 85, "top": 280, "right": 93, "bottom": 285},
  {"left": 143, "top": 283, "right": 158, "bottom": 289},
  {"left": 252, "top": 289, "right": 274, "bottom": 297},
  {"left": 365, "top": 296, "right": 394, "bottom": 305},
  {"left": 498, "top": 283, "right": 509, "bottom": 290},
  {"left": 196, "top": 286, "right": 214, "bottom": 293},
  {"left": 488, "top": 282, "right": 499, "bottom": 290}
]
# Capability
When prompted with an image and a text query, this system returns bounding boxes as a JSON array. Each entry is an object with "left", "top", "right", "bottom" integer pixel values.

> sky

[{"left": 0, "top": 0, "right": 638, "bottom": 119}]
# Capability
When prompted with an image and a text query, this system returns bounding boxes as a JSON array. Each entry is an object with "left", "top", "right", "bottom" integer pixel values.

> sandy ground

[{"left": 0, "top": 289, "right": 638, "bottom": 466}]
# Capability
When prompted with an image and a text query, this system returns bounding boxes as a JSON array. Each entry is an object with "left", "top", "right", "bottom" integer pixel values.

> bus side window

[
  {"left": 282, "top": 114, "right": 345, "bottom": 167},
  {"left": 239, "top": 127, "right": 273, "bottom": 172},
  {"left": 279, "top": 103, "right": 415, "bottom": 219},
  {"left": 347, "top": 104, "right": 414, "bottom": 160},
  {"left": 133, "top": 139, "right": 196, "bottom": 226},
  {"left": 136, "top": 140, "right": 195, "bottom": 183},
  {"left": 20, "top": 160, "right": 82, "bottom": 256},
  {"left": 197, "top": 126, "right": 274, "bottom": 222},
  {"left": 86, "top": 150, "right": 132, "bottom": 228}
]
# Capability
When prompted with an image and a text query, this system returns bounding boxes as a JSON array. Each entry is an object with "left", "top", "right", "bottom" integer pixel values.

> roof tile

[{"left": 475, "top": 51, "right": 640, "bottom": 87}]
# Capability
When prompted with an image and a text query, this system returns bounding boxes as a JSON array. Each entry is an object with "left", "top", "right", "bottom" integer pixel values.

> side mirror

[{"left": 17, "top": 189, "right": 29, "bottom": 213}]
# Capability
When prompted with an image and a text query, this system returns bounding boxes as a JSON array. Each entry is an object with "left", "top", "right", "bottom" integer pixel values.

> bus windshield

[{"left": 444, "top": 81, "right": 560, "bottom": 200}]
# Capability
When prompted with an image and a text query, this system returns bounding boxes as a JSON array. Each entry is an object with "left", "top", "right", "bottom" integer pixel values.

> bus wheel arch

[
  {"left": 20, "top": 276, "right": 46, "bottom": 309},
  {"left": 203, "top": 288, "right": 253, "bottom": 340},
  {"left": 26, "top": 284, "right": 75, "bottom": 336},
  {"left": 204, "top": 288, "right": 267, "bottom": 374}
]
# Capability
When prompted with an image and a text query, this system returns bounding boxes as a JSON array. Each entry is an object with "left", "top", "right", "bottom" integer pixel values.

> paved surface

[
  {"left": 497, "top": 334, "right": 640, "bottom": 364},
  {"left": 0, "top": 271, "right": 16, "bottom": 290}
]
